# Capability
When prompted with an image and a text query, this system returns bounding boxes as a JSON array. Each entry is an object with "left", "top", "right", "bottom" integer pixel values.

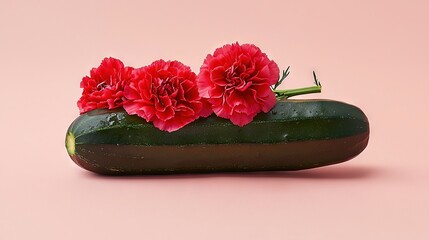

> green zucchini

[{"left": 65, "top": 99, "right": 369, "bottom": 175}]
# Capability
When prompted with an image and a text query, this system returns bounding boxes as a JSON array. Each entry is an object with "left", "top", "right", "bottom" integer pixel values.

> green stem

[{"left": 273, "top": 85, "right": 321, "bottom": 100}]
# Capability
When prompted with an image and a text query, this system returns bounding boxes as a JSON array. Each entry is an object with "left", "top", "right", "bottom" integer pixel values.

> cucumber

[{"left": 65, "top": 99, "right": 369, "bottom": 175}]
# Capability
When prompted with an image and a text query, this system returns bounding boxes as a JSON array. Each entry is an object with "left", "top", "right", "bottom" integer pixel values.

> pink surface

[{"left": 1, "top": 0, "right": 428, "bottom": 239}]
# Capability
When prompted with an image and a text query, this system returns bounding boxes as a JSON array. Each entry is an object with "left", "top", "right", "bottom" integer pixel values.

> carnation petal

[
  {"left": 199, "top": 98, "right": 213, "bottom": 117},
  {"left": 197, "top": 69, "right": 213, "bottom": 98},
  {"left": 122, "top": 59, "right": 204, "bottom": 132},
  {"left": 197, "top": 42, "right": 279, "bottom": 126},
  {"left": 208, "top": 86, "right": 224, "bottom": 98},
  {"left": 259, "top": 92, "right": 277, "bottom": 113},
  {"left": 175, "top": 104, "right": 196, "bottom": 117},
  {"left": 268, "top": 61, "right": 280, "bottom": 85},
  {"left": 124, "top": 84, "right": 141, "bottom": 100},
  {"left": 210, "top": 66, "right": 227, "bottom": 86},
  {"left": 78, "top": 57, "right": 133, "bottom": 114},
  {"left": 140, "top": 105, "right": 156, "bottom": 121},
  {"left": 153, "top": 115, "right": 195, "bottom": 133},
  {"left": 123, "top": 102, "right": 142, "bottom": 115},
  {"left": 229, "top": 111, "right": 256, "bottom": 127},
  {"left": 155, "top": 106, "right": 175, "bottom": 121}
]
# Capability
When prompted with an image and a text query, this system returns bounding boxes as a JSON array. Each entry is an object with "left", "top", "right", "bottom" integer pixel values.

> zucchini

[{"left": 65, "top": 99, "right": 369, "bottom": 175}]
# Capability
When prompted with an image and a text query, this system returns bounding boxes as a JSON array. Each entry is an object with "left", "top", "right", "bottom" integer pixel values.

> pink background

[{"left": 1, "top": 0, "right": 428, "bottom": 239}]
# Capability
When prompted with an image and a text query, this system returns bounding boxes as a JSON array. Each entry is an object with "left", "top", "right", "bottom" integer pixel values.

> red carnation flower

[
  {"left": 77, "top": 57, "right": 133, "bottom": 114},
  {"left": 123, "top": 60, "right": 207, "bottom": 132},
  {"left": 197, "top": 43, "right": 280, "bottom": 126}
]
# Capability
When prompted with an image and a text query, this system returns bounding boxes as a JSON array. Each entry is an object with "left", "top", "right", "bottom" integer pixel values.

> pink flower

[
  {"left": 123, "top": 60, "right": 207, "bottom": 132},
  {"left": 77, "top": 57, "right": 133, "bottom": 114},
  {"left": 197, "top": 43, "right": 280, "bottom": 126}
]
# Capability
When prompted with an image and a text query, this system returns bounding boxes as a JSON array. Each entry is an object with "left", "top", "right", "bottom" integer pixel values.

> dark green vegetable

[{"left": 65, "top": 99, "right": 369, "bottom": 175}]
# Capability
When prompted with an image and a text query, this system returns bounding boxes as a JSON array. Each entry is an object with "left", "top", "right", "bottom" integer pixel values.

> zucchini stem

[
  {"left": 273, "top": 70, "right": 322, "bottom": 100},
  {"left": 274, "top": 85, "right": 321, "bottom": 100}
]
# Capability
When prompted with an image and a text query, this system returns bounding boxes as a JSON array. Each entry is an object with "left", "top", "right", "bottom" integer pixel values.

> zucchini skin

[{"left": 66, "top": 100, "right": 369, "bottom": 175}]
